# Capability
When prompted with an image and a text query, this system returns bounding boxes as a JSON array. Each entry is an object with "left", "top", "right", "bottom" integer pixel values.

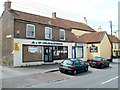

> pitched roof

[
  {"left": 108, "top": 35, "right": 120, "bottom": 43},
  {"left": 8, "top": 9, "right": 95, "bottom": 32},
  {"left": 78, "top": 31, "right": 106, "bottom": 43}
]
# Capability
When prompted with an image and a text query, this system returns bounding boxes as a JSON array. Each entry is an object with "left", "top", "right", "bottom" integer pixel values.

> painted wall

[
  {"left": 100, "top": 34, "right": 111, "bottom": 59},
  {"left": 83, "top": 44, "right": 88, "bottom": 61},
  {"left": 87, "top": 34, "right": 111, "bottom": 60},
  {"left": 112, "top": 43, "right": 120, "bottom": 56},
  {"left": 71, "top": 29, "right": 92, "bottom": 36},
  {"left": 87, "top": 44, "right": 100, "bottom": 60},
  {"left": 1, "top": 11, "right": 14, "bottom": 66}
]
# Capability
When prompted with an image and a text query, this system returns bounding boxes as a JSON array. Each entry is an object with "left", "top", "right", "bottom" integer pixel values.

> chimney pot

[
  {"left": 52, "top": 12, "right": 57, "bottom": 19},
  {"left": 84, "top": 17, "right": 87, "bottom": 25},
  {"left": 4, "top": 0, "right": 11, "bottom": 11}
]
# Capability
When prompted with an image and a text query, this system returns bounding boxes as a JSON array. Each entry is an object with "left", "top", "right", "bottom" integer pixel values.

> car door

[
  {"left": 79, "top": 60, "right": 86, "bottom": 71},
  {"left": 74, "top": 60, "right": 81, "bottom": 72}
]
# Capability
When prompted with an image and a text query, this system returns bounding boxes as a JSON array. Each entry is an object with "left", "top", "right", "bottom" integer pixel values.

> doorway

[{"left": 44, "top": 46, "right": 53, "bottom": 62}]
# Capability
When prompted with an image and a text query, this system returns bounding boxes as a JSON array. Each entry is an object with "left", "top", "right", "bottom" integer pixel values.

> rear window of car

[
  {"left": 92, "top": 57, "right": 102, "bottom": 61},
  {"left": 62, "top": 60, "right": 73, "bottom": 65}
]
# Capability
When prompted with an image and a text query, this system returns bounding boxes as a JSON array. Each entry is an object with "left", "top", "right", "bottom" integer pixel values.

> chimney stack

[
  {"left": 98, "top": 26, "right": 102, "bottom": 32},
  {"left": 52, "top": 12, "right": 57, "bottom": 19},
  {"left": 113, "top": 31, "right": 117, "bottom": 37},
  {"left": 84, "top": 17, "right": 87, "bottom": 25},
  {"left": 4, "top": 0, "right": 11, "bottom": 11}
]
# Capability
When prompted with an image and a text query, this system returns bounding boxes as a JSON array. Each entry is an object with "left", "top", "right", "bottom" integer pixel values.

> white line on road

[{"left": 101, "top": 76, "right": 119, "bottom": 85}]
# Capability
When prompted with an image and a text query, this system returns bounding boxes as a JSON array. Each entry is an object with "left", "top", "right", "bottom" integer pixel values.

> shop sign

[
  {"left": 28, "top": 46, "right": 38, "bottom": 53},
  {"left": 90, "top": 45, "right": 98, "bottom": 52},
  {"left": 75, "top": 43, "right": 84, "bottom": 47},
  {"left": 14, "top": 43, "right": 19, "bottom": 51},
  {"left": 32, "top": 41, "right": 63, "bottom": 45}
]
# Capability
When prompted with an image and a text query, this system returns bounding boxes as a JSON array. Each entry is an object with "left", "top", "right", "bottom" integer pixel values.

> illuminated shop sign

[{"left": 32, "top": 41, "right": 63, "bottom": 45}]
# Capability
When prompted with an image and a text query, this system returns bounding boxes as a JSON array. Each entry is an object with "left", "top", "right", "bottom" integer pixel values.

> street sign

[{"left": 14, "top": 43, "right": 19, "bottom": 51}]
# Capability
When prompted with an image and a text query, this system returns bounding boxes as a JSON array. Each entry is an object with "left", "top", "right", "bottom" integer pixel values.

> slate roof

[{"left": 8, "top": 9, "right": 95, "bottom": 32}]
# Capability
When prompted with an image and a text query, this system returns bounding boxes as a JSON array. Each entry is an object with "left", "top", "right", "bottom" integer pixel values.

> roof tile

[
  {"left": 78, "top": 32, "right": 106, "bottom": 43},
  {"left": 9, "top": 9, "right": 95, "bottom": 32},
  {"left": 108, "top": 35, "right": 120, "bottom": 43}
]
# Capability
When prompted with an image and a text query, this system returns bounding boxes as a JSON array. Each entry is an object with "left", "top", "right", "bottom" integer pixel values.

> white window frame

[
  {"left": 45, "top": 27, "right": 52, "bottom": 39},
  {"left": 59, "top": 29, "right": 65, "bottom": 40},
  {"left": 26, "top": 24, "right": 35, "bottom": 38}
]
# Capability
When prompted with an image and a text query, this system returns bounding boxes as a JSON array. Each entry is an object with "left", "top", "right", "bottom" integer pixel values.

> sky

[{"left": 0, "top": 0, "right": 119, "bottom": 35}]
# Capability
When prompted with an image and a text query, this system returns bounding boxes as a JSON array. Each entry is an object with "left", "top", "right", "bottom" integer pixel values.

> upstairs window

[
  {"left": 26, "top": 24, "right": 35, "bottom": 38},
  {"left": 114, "top": 43, "right": 117, "bottom": 49},
  {"left": 60, "top": 29, "right": 65, "bottom": 40},
  {"left": 45, "top": 27, "right": 52, "bottom": 39}
]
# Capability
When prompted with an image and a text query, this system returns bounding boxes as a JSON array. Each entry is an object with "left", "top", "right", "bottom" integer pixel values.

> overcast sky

[{"left": 0, "top": 0, "right": 119, "bottom": 34}]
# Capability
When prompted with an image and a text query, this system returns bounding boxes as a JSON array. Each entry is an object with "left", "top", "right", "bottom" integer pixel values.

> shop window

[
  {"left": 59, "top": 29, "right": 65, "bottom": 40},
  {"left": 26, "top": 24, "right": 35, "bottom": 38},
  {"left": 23, "top": 45, "right": 43, "bottom": 62},
  {"left": 45, "top": 27, "right": 52, "bottom": 39},
  {"left": 53, "top": 46, "right": 68, "bottom": 60},
  {"left": 76, "top": 47, "right": 83, "bottom": 58}
]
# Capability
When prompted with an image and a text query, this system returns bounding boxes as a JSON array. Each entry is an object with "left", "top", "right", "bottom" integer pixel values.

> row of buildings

[{"left": 0, "top": 1, "right": 120, "bottom": 67}]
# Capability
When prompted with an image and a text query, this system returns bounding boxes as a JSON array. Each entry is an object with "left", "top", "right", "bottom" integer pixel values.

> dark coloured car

[
  {"left": 89, "top": 57, "right": 110, "bottom": 69},
  {"left": 59, "top": 59, "right": 89, "bottom": 75}
]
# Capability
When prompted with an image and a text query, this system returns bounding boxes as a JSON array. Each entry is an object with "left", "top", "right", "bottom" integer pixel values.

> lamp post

[{"left": 109, "top": 21, "right": 113, "bottom": 62}]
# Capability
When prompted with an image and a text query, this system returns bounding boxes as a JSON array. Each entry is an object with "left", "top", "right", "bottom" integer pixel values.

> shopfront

[
  {"left": 44, "top": 46, "right": 68, "bottom": 62},
  {"left": 13, "top": 38, "right": 72, "bottom": 67},
  {"left": 72, "top": 43, "right": 84, "bottom": 59}
]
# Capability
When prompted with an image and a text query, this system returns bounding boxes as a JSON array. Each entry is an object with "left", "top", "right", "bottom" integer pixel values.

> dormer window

[
  {"left": 26, "top": 24, "right": 35, "bottom": 38},
  {"left": 60, "top": 29, "right": 65, "bottom": 40}
]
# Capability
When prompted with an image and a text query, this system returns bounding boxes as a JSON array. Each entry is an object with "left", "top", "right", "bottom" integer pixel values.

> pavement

[
  {"left": 1, "top": 63, "right": 60, "bottom": 79},
  {"left": 1, "top": 58, "right": 119, "bottom": 79}
]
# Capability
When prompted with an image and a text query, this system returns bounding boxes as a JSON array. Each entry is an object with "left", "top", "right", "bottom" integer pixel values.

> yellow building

[
  {"left": 74, "top": 31, "right": 112, "bottom": 61},
  {"left": 108, "top": 35, "right": 120, "bottom": 57}
]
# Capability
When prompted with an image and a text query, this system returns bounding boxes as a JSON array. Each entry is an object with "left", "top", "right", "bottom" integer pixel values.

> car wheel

[
  {"left": 101, "top": 65, "right": 104, "bottom": 69},
  {"left": 85, "top": 67, "right": 88, "bottom": 72},
  {"left": 60, "top": 70, "right": 63, "bottom": 73},
  {"left": 107, "top": 63, "right": 109, "bottom": 67},
  {"left": 90, "top": 65, "right": 93, "bottom": 68},
  {"left": 73, "top": 70, "right": 77, "bottom": 75}
]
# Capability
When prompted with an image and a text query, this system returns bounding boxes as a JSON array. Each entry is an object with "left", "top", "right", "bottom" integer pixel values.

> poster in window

[{"left": 28, "top": 46, "right": 37, "bottom": 53}]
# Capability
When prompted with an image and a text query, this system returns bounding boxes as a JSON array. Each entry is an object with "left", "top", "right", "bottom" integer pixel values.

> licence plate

[
  {"left": 93, "top": 62, "right": 96, "bottom": 64},
  {"left": 63, "top": 66, "right": 68, "bottom": 69}
]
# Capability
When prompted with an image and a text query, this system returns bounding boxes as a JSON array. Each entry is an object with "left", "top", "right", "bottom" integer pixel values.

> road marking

[{"left": 101, "top": 76, "right": 119, "bottom": 85}]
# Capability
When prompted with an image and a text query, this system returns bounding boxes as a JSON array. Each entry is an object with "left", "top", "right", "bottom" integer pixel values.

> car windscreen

[
  {"left": 92, "top": 57, "right": 102, "bottom": 61},
  {"left": 62, "top": 60, "right": 73, "bottom": 65}
]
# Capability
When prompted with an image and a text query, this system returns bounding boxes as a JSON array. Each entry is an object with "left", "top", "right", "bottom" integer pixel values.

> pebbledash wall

[{"left": 13, "top": 38, "right": 87, "bottom": 67}]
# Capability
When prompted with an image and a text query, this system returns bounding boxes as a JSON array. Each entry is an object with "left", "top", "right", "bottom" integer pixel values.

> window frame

[
  {"left": 59, "top": 29, "right": 65, "bottom": 40},
  {"left": 26, "top": 24, "right": 35, "bottom": 38},
  {"left": 114, "top": 43, "right": 117, "bottom": 49},
  {"left": 45, "top": 27, "right": 52, "bottom": 39}
]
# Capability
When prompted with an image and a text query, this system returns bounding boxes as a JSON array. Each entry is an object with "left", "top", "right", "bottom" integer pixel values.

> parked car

[
  {"left": 89, "top": 57, "right": 110, "bottom": 69},
  {"left": 59, "top": 58, "right": 89, "bottom": 75}
]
